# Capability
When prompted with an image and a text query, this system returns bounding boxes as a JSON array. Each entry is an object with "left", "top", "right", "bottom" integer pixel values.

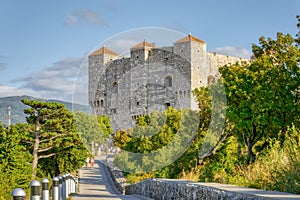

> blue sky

[{"left": 0, "top": 0, "right": 299, "bottom": 104}]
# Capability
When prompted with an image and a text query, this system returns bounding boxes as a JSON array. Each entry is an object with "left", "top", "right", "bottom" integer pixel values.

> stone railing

[{"left": 124, "top": 178, "right": 300, "bottom": 200}]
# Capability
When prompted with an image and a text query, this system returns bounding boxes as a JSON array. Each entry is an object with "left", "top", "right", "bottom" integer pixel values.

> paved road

[{"left": 72, "top": 160, "right": 152, "bottom": 200}]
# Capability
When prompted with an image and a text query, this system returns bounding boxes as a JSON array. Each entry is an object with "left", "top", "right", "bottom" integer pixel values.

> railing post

[
  {"left": 65, "top": 174, "right": 69, "bottom": 198},
  {"left": 58, "top": 176, "right": 63, "bottom": 200},
  {"left": 52, "top": 177, "right": 59, "bottom": 200},
  {"left": 62, "top": 175, "right": 66, "bottom": 200},
  {"left": 75, "top": 171, "right": 79, "bottom": 193},
  {"left": 41, "top": 178, "right": 49, "bottom": 200},
  {"left": 30, "top": 180, "right": 40, "bottom": 200},
  {"left": 11, "top": 188, "right": 26, "bottom": 200},
  {"left": 71, "top": 174, "right": 74, "bottom": 194},
  {"left": 71, "top": 175, "right": 75, "bottom": 194},
  {"left": 67, "top": 174, "right": 70, "bottom": 196},
  {"left": 68, "top": 174, "right": 72, "bottom": 195}
]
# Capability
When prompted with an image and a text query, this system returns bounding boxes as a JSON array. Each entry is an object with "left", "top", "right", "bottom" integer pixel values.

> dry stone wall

[
  {"left": 99, "top": 158, "right": 300, "bottom": 200},
  {"left": 125, "top": 178, "right": 300, "bottom": 200}
]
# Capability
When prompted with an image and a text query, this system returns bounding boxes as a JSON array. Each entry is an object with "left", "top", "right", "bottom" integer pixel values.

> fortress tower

[
  {"left": 88, "top": 35, "right": 247, "bottom": 131},
  {"left": 173, "top": 34, "right": 207, "bottom": 110},
  {"left": 88, "top": 47, "right": 119, "bottom": 115}
]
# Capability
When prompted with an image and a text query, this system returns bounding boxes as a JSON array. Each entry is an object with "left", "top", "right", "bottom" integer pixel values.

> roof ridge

[
  {"left": 89, "top": 46, "right": 119, "bottom": 56},
  {"left": 131, "top": 40, "right": 156, "bottom": 49},
  {"left": 175, "top": 35, "right": 206, "bottom": 44}
]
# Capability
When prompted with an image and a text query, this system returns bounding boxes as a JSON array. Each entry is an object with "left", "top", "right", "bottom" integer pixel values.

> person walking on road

[
  {"left": 90, "top": 157, "right": 95, "bottom": 169},
  {"left": 85, "top": 157, "right": 90, "bottom": 169}
]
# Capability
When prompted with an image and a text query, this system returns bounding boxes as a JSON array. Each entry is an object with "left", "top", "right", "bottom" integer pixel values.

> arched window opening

[
  {"left": 112, "top": 81, "right": 118, "bottom": 93},
  {"left": 164, "top": 76, "right": 172, "bottom": 87},
  {"left": 100, "top": 99, "right": 104, "bottom": 107}
]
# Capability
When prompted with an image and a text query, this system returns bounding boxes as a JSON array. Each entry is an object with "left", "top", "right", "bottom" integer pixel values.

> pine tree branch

[
  {"left": 38, "top": 151, "right": 61, "bottom": 159},
  {"left": 38, "top": 145, "right": 74, "bottom": 159},
  {"left": 39, "top": 134, "right": 67, "bottom": 143},
  {"left": 38, "top": 145, "right": 57, "bottom": 153}
]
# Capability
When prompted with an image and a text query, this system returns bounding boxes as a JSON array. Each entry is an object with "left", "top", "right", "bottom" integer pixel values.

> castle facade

[{"left": 88, "top": 35, "right": 248, "bottom": 131}]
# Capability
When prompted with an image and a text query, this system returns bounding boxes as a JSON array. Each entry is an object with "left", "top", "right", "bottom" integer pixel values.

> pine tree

[{"left": 21, "top": 100, "right": 86, "bottom": 178}]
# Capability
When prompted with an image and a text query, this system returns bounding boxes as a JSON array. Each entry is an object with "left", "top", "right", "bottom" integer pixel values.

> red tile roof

[
  {"left": 175, "top": 35, "right": 206, "bottom": 44},
  {"left": 90, "top": 46, "right": 119, "bottom": 56},
  {"left": 131, "top": 40, "right": 156, "bottom": 49}
]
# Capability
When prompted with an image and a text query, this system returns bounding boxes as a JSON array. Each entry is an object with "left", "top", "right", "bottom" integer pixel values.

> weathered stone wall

[
  {"left": 88, "top": 37, "right": 251, "bottom": 131},
  {"left": 103, "top": 47, "right": 192, "bottom": 130},
  {"left": 207, "top": 52, "right": 249, "bottom": 77},
  {"left": 125, "top": 178, "right": 300, "bottom": 200}
]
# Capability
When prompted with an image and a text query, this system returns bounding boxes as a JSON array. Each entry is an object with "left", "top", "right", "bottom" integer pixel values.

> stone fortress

[{"left": 88, "top": 34, "right": 248, "bottom": 131}]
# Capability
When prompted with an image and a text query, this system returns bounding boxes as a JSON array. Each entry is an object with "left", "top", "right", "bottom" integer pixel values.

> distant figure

[
  {"left": 85, "top": 157, "right": 90, "bottom": 169},
  {"left": 90, "top": 157, "right": 95, "bottom": 169}
]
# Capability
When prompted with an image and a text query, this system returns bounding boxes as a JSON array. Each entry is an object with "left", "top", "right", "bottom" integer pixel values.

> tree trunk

[
  {"left": 246, "top": 125, "right": 257, "bottom": 164},
  {"left": 32, "top": 123, "right": 40, "bottom": 179},
  {"left": 246, "top": 142, "right": 255, "bottom": 164},
  {"left": 55, "top": 160, "right": 60, "bottom": 177}
]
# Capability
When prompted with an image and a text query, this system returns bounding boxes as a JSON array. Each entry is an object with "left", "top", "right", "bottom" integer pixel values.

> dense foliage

[
  {"left": 0, "top": 123, "right": 32, "bottom": 200},
  {"left": 113, "top": 107, "right": 200, "bottom": 174},
  {"left": 220, "top": 32, "right": 300, "bottom": 163}
]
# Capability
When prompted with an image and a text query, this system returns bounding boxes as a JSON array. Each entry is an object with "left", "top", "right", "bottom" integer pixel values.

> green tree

[
  {"left": 21, "top": 99, "right": 87, "bottom": 178},
  {"left": 193, "top": 81, "right": 233, "bottom": 165},
  {"left": 73, "top": 111, "right": 113, "bottom": 150},
  {"left": 113, "top": 107, "right": 200, "bottom": 176},
  {"left": 220, "top": 32, "right": 300, "bottom": 163},
  {"left": 0, "top": 123, "right": 32, "bottom": 199}
]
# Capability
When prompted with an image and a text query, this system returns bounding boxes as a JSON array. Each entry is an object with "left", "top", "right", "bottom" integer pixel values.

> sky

[{"left": 0, "top": 0, "right": 299, "bottom": 105}]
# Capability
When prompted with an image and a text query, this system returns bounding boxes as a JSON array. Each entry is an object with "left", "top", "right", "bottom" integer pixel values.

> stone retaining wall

[
  {"left": 98, "top": 160, "right": 128, "bottom": 194},
  {"left": 98, "top": 156, "right": 300, "bottom": 200},
  {"left": 125, "top": 178, "right": 300, "bottom": 200}
]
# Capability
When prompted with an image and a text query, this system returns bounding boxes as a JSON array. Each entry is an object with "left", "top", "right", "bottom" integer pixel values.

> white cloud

[
  {"left": 0, "top": 85, "right": 39, "bottom": 98},
  {"left": 7, "top": 57, "right": 89, "bottom": 105},
  {"left": 213, "top": 46, "right": 252, "bottom": 59},
  {"left": 64, "top": 9, "right": 108, "bottom": 27}
]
